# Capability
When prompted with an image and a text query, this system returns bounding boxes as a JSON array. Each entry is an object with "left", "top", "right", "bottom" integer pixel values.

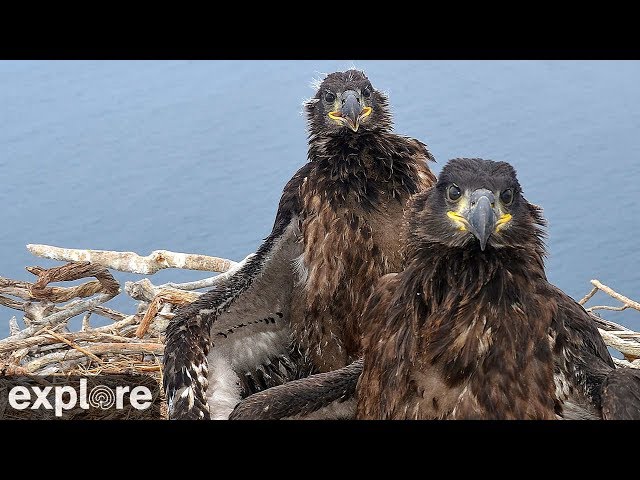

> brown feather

[
  {"left": 231, "top": 158, "right": 640, "bottom": 420},
  {"left": 357, "top": 159, "right": 560, "bottom": 419},
  {"left": 163, "top": 69, "right": 436, "bottom": 418}
]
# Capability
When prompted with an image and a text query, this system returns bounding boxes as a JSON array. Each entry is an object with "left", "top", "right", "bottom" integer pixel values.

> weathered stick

[
  {"left": 91, "top": 306, "right": 127, "bottom": 322},
  {"left": 0, "top": 330, "right": 147, "bottom": 355},
  {"left": 23, "top": 342, "right": 164, "bottom": 373},
  {"left": 589, "top": 313, "right": 636, "bottom": 333},
  {"left": 591, "top": 279, "right": 640, "bottom": 312},
  {"left": 124, "top": 253, "right": 253, "bottom": 302},
  {"left": 598, "top": 329, "right": 640, "bottom": 360},
  {"left": 27, "top": 244, "right": 237, "bottom": 275},
  {"left": 27, "top": 262, "right": 120, "bottom": 301},
  {"left": 612, "top": 358, "right": 640, "bottom": 369},
  {"left": 578, "top": 286, "right": 599, "bottom": 306},
  {"left": 1, "top": 263, "right": 125, "bottom": 326},
  {"left": 135, "top": 289, "right": 198, "bottom": 338},
  {"left": 42, "top": 328, "right": 104, "bottom": 364},
  {"left": 0, "top": 295, "right": 24, "bottom": 311},
  {"left": 0, "top": 277, "right": 33, "bottom": 300},
  {"left": 587, "top": 305, "right": 631, "bottom": 313},
  {"left": 9, "top": 317, "right": 20, "bottom": 336},
  {"left": 0, "top": 292, "right": 116, "bottom": 344},
  {"left": 90, "top": 315, "right": 138, "bottom": 335}
]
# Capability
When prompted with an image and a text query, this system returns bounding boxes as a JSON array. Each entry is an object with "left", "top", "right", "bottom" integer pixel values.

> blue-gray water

[{"left": 1, "top": 60, "right": 639, "bottom": 338}]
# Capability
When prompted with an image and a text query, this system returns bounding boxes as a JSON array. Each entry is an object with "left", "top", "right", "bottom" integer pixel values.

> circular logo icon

[{"left": 88, "top": 385, "right": 115, "bottom": 409}]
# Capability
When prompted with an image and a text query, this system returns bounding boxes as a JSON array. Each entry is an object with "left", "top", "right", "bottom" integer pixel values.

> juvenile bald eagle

[
  {"left": 162, "top": 69, "right": 436, "bottom": 419},
  {"left": 230, "top": 158, "right": 640, "bottom": 420}
]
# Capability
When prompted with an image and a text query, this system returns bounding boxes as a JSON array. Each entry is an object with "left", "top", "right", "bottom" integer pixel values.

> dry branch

[
  {"left": 0, "top": 292, "right": 116, "bottom": 343},
  {"left": 42, "top": 328, "right": 104, "bottom": 364},
  {"left": 22, "top": 342, "right": 164, "bottom": 373},
  {"left": 580, "top": 279, "right": 640, "bottom": 361},
  {"left": 135, "top": 288, "right": 197, "bottom": 338},
  {"left": 0, "top": 329, "right": 146, "bottom": 355},
  {"left": 590, "top": 279, "right": 640, "bottom": 312},
  {"left": 123, "top": 253, "right": 253, "bottom": 302},
  {"left": 598, "top": 329, "right": 640, "bottom": 361},
  {"left": 9, "top": 317, "right": 19, "bottom": 336},
  {"left": 27, "top": 261, "right": 120, "bottom": 301},
  {"left": 27, "top": 244, "right": 238, "bottom": 274}
]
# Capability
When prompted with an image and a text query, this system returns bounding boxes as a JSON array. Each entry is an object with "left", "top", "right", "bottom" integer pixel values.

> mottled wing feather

[
  {"left": 230, "top": 359, "right": 363, "bottom": 420},
  {"left": 602, "top": 367, "right": 640, "bottom": 420},
  {"left": 163, "top": 165, "right": 311, "bottom": 420},
  {"left": 550, "top": 285, "right": 615, "bottom": 417}
]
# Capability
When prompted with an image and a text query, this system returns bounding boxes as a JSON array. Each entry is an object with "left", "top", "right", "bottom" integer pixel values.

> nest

[{"left": 0, "top": 244, "right": 639, "bottom": 419}]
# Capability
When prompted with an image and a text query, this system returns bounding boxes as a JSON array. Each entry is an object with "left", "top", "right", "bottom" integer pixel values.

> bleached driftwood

[
  {"left": 581, "top": 279, "right": 640, "bottom": 314},
  {"left": 598, "top": 329, "right": 640, "bottom": 358},
  {"left": 579, "top": 279, "right": 640, "bottom": 365},
  {"left": 23, "top": 342, "right": 164, "bottom": 373},
  {"left": 0, "top": 245, "right": 243, "bottom": 387},
  {"left": 123, "top": 253, "right": 253, "bottom": 302},
  {"left": 27, "top": 244, "right": 238, "bottom": 275}
]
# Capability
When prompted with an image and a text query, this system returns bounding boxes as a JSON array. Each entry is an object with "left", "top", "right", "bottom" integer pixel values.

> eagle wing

[
  {"left": 163, "top": 165, "right": 312, "bottom": 419},
  {"left": 549, "top": 285, "right": 615, "bottom": 418},
  {"left": 229, "top": 359, "right": 363, "bottom": 420},
  {"left": 601, "top": 367, "right": 640, "bottom": 419}
]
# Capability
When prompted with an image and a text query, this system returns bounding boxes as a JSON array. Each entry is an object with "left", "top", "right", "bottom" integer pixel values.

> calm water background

[{"left": 1, "top": 60, "right": 639, "bottom": 338}]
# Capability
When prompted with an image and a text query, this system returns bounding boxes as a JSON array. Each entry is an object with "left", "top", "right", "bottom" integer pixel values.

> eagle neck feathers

[
  {"left": 306, "top": 131, "right": 434, "bottom": 211},
  {"left": 388, "top": 245, "right": 557, "bottom": 419}
]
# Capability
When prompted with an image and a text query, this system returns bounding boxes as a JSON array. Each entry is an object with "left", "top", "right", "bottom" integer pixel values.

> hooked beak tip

[{"left": 467, "top": 195, "right": 496, "bottom": 251}]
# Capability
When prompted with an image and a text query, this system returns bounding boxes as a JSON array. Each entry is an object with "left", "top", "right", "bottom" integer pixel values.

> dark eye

[
  {"left": 324, "top": 92, "right": 336, "bottom": 103},
  {"left": 447, "top": 184, "right": 462, "bottom": 202},
  {"left": 362, "top": 86, "right": 371, "bottom": 98},
  {"left": 500, "top": 189, "right": 514, "bottom": 206}
]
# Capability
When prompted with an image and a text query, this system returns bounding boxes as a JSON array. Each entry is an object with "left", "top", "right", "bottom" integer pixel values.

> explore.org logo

[
  {"left": 9, "top": 379, "right": 152, "bottom": 417},
  {"left": 0, "top": 375, "right": 161, "bottom": 419}
]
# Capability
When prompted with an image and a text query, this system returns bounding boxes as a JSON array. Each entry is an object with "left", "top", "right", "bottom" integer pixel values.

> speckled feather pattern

[
  {"left": 162, "top": 69, "right": 436, "bottom": 419},
  {"left": 356, "top": 160, "right": 619, "bottom": 419},
  {"left": 291, "top": 132, "right": 434, "bottom": 372}
]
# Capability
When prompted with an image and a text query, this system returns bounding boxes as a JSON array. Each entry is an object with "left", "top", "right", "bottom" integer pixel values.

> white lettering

[
  {"left": 31, "top": 386, "right": 53, "bottom": 410},
  {"left": 8, "top": 386, "right": 31, "bottom": 410},
  {"left": 79, "top": 378, "right": 89, "bottom": 409},
  {"left": 130, "top": 386, "right": 152, "bottom": 410},
  {"left": 116, "top": 385, "right": 130, "bottom": 409},
  {"left": 54, "top": 386, "right": 77, "bottom": 417}
]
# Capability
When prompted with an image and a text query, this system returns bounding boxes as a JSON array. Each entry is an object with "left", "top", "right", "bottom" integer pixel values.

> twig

[
  {"left": 0, "top": 277, "right": 33, "bottom": 300},
  {"left": 0, "top": 291, "right": 125, "bottom": 323},
  {"left": 0, "top": 292, "right": 116, "bottom": 344},
  {"left": 81, "top": 312, "right": 91, "bottom": 331},
  {"left": 587, "top": 305, "right": 630, "bottom": 313},
  {"left": 0, "top": 295, "right": 24, "bottom": 311},
  {"left": 43, "top": 328, "right": 104, "bottom": 364},
  {"left": 27, "top": 244, "right": 238, "bottom": 275},
  {"left": 23, "top": 342, "right": 164, "bottom": 373},
  {"left": 612, "top": 358, "right": 640, "bottom": 369},
  {"left": 578, "top": 286, "right": 598, "bottom": 305},
  {"left": 0, "top": 329, "right": 147, "bottom": 355},
  {"left": 598, "top": 329, "right": 640, "bottom": 360},
  {"left": 161, "top": 253, "right": 254, "bottom": 290},
  {"left": 27, "top": 261, "right": 120, "bottom": 300},
  {"left": 123, "top": 253, "right": 253, "bottom": 301},
  {"left": 135, "top": 289, "right": 198, "bottom": 338},
  {"left": 9, "top": 317, "right": 20, "bottom": 336},
  {"left": 589, "top": 313, "right": 635, "bottom": 333},
  {"left": 590, "top": 279, "right": 640, "bottom": 312},
  {"left": 90, "top": 305, "right": 126, "bottom": 321}
]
